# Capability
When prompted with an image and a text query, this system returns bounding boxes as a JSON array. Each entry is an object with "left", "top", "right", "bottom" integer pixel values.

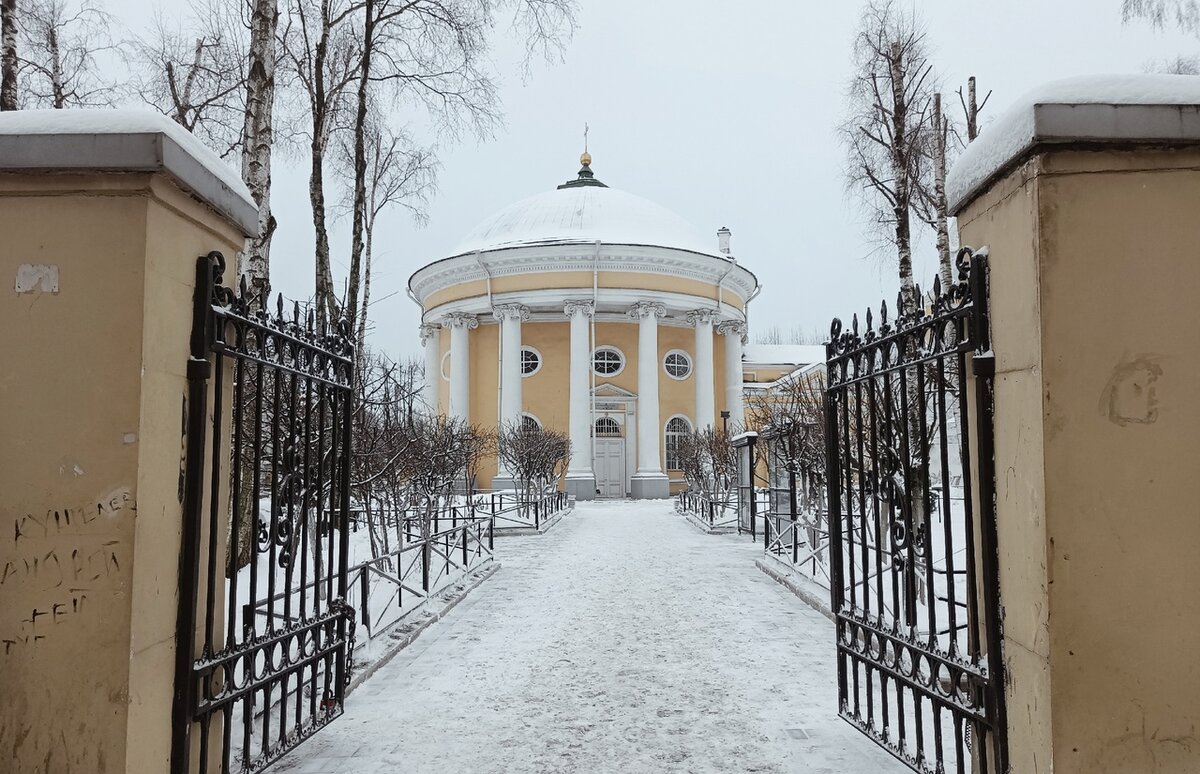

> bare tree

[
  {"left": 2, "top": 0, "right": 19, "bottom": 109},
  {"left": 240, "top": 0, "right": 280, "bottom": 296},
  {"left": 752, "top": 323, "right": 826, "bottom": 346},
  {"left": 1123, "top": 0, "right": 1200, "bottom": 32},
  {"left": 1145, "top": 53, "right": 1200, "bottom": 73},
  {"left": 842, "top": 0, "right": 936, "bottom": 315},
  {"left": 17, "top": 0, "right": 116, "bottom": 108},
  {"left": 745, "top": 367, "right": 828, "bottom": 515},
  {"left": 496, "top": 421, "right": 571, "bottom": 515},
  {"left": 335, "top": 114, "right": 437, "bottom": 351},
  {"left": 677, "top": 426, "right": 737, "bottom": 503},
  {"left": 126, "top": 1, "right": 247, "bottom": 158},
  {"left": 955, "top": 75, "right": 990, "bottom": 143},
  {"left": 341, "top": 0, "right": 575, "bottom": 335},
  {"left": 281, "top": 0, "right": 361, "bottom": 327}
]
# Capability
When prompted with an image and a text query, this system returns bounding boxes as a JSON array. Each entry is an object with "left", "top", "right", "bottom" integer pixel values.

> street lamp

[{"left": 720, "top": 410, "right": 731, "bottom": 434}]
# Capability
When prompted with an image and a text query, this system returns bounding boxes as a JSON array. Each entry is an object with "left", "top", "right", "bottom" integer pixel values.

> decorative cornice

[
  {"left": 409, "top": 244, "right": 758, "bottom": 304},
  {"left": 564, "top": 299, "right": 595, "bottom": 318},
  {"left": 686, "top": 309, "right": 719, "bottom": 326},
  {"left": 627, "top": 301, "right": 668, "bottom": 320},
  {"left": 491, "top": 303, "right": 530, "bottom": 322},
  {"left": 419, "top": 323, "right": 440, "bottom": 344},
  {"left": 717, "top": 320, "right": 747, "bottom": 339},
  {"left": 441, "top": 312, "right": 478, "bottom": 330}
]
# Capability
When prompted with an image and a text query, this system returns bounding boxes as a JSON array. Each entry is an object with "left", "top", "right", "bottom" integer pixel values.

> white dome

[{"left": 450, "top": 184, "right": 723, "bottom": 258}]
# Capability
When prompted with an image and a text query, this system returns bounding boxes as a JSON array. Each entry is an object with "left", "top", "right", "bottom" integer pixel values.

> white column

[
  {"left": 419, "top": 323, "right": 441, "bottom": 415},
  {"left": 718, "top": 320, "right": 747, "bottom": 430},
  {"left": 493, "top": 304, "right": 529, "bottom": 431},
  {"left": 629, "top": 301, "right": 669, "bottom": 499},
  {"left": 564, "top": 300, "right": 595, "bottom": 500},
  {"left": 688, "top": 309, "right": 717, "bottom": 429},
  {"left": 442, "top": 313, "right": 477, "bottom": 422}
]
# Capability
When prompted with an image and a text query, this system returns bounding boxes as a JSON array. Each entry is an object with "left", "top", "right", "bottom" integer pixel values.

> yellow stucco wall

[
  {"left": 462, "top": 319, "right": 729, "bottom": 490},
  {"left": 0, "top": 172, "right": 246, "bottom": 773},
  {"left": 422, "top": 269, "right": 746, "bottom": 311},
  {"left": 957, "top": 147, "right": 1200, "bottom": 773}
]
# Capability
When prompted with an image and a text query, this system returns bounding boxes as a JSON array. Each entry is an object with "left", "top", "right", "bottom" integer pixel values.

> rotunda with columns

[{"left": 410, "top": 153, "right": 758, "bottom": 499}]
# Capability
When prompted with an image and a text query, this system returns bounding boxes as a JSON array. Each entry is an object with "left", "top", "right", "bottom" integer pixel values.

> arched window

[
  {"left": 664, "top": 350, "right": 692, "bottom": 380},
  {"left": 520, "top": 346, "right": 542, "bottom": 376},
  {"left": 521, "top": 413, "right": 541, "bottom": 431},
  {"left": 664, "top": 416, "right": 692, "bottom": 471},
  {"left": 592, "top": 346, "right": 625, "bottom": 376},
  {"left": 593, "top": 417, "right": 622, "bottom": 437}
]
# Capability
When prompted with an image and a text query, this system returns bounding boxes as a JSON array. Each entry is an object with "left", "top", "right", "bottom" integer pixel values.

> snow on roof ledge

[
  {"left": 947, "top": 74, "right": 1200, "bottom": 214},
  {"left": 0, "top": 109, "right": 256, "bottom": 235}
]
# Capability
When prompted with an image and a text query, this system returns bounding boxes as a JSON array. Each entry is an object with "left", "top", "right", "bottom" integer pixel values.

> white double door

[{"left": 594, "top": 438, "right": 624, "bottom": 498}]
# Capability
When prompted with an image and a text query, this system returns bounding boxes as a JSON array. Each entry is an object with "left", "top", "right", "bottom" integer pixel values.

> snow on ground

[{"left": 273, "top": 499, "right": 906, "bottom": 774}]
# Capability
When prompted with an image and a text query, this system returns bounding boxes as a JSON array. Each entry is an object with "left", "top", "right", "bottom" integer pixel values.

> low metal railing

[
  {"left": 472, "top": 489, "right": 570, "bottom": 531},
  {"left": 675, "top": 488, "right": 738, "bottom": 529},
  {"left": 252, "top": 515, "right": 495, "bottom": 647}
]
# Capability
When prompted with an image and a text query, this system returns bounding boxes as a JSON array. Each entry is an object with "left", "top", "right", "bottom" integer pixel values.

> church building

[{"left": 409, "top": 153, "right": 760, "bottom": 499}]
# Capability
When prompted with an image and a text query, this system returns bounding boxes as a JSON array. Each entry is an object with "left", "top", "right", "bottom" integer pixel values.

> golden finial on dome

[{"left": 580, "top": 122, "right": 591, "bottom": 166}]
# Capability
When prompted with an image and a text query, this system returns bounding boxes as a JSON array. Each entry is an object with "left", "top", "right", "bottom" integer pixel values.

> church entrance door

[{"left": 594, "top": 438, "right": 625, "bottom": 498}]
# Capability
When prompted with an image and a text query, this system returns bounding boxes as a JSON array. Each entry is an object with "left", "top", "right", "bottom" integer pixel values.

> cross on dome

[{"left": 558, "top": 128, "right": 606, "bottom": 189}]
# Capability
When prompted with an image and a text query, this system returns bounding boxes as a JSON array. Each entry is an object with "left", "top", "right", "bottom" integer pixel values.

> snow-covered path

[{"left": 274, "top": 500, "right": 906, "bottom": 774}]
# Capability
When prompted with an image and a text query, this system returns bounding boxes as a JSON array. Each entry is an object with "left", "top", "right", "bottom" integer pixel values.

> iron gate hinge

[{"left": 186, "top": 357, "right": 211, "bottom": 380}]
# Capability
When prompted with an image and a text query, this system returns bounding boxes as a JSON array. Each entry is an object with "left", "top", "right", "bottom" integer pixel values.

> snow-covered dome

[{"left": 449, "top": 158, "right": 723, "bottom": 258}]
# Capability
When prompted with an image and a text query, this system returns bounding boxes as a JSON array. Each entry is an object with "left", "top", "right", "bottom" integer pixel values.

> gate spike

[
  {"left": 239, "top": 274, "right": 249, "bottom": 298},
  {"left": 932, "top": 274, "right": 942, "bottom": 299},
  {"left": 293, "top": 300, "right": 301, "bottom": 324},
  {"left": 897, "top": 290, "right": 905, "bottom": 317},
  {"left": 852, "top": 312, "right": 859, "bottom": 336},
  {"left": 866, "top": 306, "right": 873, "bottom": 331},
  {"left": 276, "top": 293, "right": 284, "bottom": 319},
  {"left": 880, "top": 298, "right": 888, "bottom": 326}
]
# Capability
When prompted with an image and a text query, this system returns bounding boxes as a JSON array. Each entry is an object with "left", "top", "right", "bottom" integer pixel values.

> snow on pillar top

[
  {"left": 947, "top": 74, "right": 1200, "bottom": 215},
  {"left": 0, "top": 109, "right": 257, "bottom": 235}
]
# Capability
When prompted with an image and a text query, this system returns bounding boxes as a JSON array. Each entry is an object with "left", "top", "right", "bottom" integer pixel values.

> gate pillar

[
  {"left": 0, "top": 112, "right": 255, "bottom": 773},
  {"left": 949, "top": 75, "right": 1200, "bottom": 774}
]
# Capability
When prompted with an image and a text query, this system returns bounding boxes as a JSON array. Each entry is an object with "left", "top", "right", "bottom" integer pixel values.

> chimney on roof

[{"left": 717, "top": 226, "right": 731, "bottom": 255}]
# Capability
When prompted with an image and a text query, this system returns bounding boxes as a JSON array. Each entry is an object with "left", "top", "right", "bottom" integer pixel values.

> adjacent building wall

[
  {"left": 0, "top": 172, "right": 246, "bottom": 772},
  {"left": 956, "top": 146, "right": 1200, "bottom": 773}
]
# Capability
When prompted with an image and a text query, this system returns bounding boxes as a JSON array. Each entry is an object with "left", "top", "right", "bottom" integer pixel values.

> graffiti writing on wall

[{"left": 1, "top": 486, "right": 134, "bottom": 655}]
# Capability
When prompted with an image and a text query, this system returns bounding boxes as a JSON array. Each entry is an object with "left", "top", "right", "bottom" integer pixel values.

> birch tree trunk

[
  {"left": 933, "top": 93, "right": 952, "bottom": 288},
  {"left": 240, "top": 0, "right": 279, "bottom": 297},
  {"left": 965, "top": 76, "right": 978, "bottom": 142},
  {"left": 1, "top": 0, "right": 17, "bottom": 110},
  {"left": 48, "top": 23, "right": 63, "bottom": 108},
  {"left": 309, "top": 13, "right": 336, "bottom": 328},
  {"left": 346, "top": 0, "right": 374, "bottom": 335},
  {"left": 888, "top": 43, "right": 916, "bottom": 315}
]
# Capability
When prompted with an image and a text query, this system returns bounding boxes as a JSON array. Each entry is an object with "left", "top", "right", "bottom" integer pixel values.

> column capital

[
  {"left": 419, "top": 323, "right": 440, "bottom": 344},
  {"left": 717, "top": 320, "right": 747, "bottom": 342},
  {"left": 627, "top": 301, "right": 667, "bottom": 320},
  {"left": 686, "top": 308, "right": 719, "bottom": 326},
  {"left": 564, "top": 299, "right": 595, "bottom": 318},
  {"left": 492, "top": 303, "right": 530, "bottom": 322},
  {"left": 441, "top": 312, "right": 478, "bottom": 330}
]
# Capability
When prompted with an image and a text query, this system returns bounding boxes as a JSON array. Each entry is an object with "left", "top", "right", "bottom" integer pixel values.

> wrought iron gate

[
  {"left": 172, "top": 252, "right": 357, "bottom": 773},
  {"left": 824, "top": 248, "right": 1007, "bottom": 774}
]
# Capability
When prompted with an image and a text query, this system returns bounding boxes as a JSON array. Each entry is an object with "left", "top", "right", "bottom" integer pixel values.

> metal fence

[
  {"left": 173, "top": 252, "right": 356, "bottom": 774},
  {"left": 824, "top": 247, "right": 1007, "bottom": 774},
  {"left": 675, "top": 487, "right": 738, "bottom": 530}
]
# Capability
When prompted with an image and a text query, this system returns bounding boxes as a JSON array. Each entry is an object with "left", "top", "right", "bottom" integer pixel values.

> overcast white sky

[{"left": 111, "top": 0, "right": 1197, "bottom": 358}]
